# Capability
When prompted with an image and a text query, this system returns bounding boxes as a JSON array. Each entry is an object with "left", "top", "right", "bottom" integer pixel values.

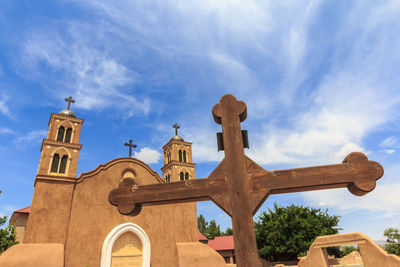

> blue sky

[{"left": 0, "top": 1, "right": 399, "bottom": 241}]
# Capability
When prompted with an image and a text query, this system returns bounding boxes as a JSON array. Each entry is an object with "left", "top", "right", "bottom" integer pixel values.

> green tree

[
  {"left": 198, "top": 215, "right": 233, "bottom": 239},
  {"left": 384, "top": 228, "right": 400, "bottom": 256},
  {"left": 197, "top": 214, "right": 208, "bottom": 236},
  {"left": 341, "top": 246, "right": 359, "bottom": 256},
  {"left": 0, "top": 190, "right": 18, "bottom": 253},
  {"left": 206, "top": 220, "right": 222, "bottom": 239},
  {"left": 223, "top": 227, "right": 233, "bottom": 236},
  {"left": 255, "top": 203, "right": 341, "bottom": 261}
]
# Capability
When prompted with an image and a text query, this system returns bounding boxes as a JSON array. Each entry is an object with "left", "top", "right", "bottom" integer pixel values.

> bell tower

[
  {"left": 24, "top": 96, "right": 83, "bottom": 244},
  {"left": 36, "top": 96, "right": 83, "bottom": 178},
  {"left": 161, "top": 123, "right": 196, "bottom": 182}
]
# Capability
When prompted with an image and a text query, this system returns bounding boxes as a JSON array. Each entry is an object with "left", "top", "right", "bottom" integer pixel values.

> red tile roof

[
  {"left": 207, "top": 236, "right": 234, "bottom": 251},
  {"left": 15, "top": 206, "right": 31, "bottom": 213},
  {"left": 198, "top": 231, "right": 208, "bottom": 241}
]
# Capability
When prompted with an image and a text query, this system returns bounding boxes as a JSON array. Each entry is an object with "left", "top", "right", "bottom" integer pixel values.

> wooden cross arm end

[{"left": 250, "top": 152, "right": 384, "bottom": 197}]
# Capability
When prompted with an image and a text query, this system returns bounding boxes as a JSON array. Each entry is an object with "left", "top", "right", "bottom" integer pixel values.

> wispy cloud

[
  {"left": 134, "top": 147, "right": 162, "bottom": 164},
  {"left": 383, "top": 149, "right": 395, "bottom": 155},
  {"left": 19, "top": 25, "right": 150, "bottom": 117},
  {"left": 0, "top": 93, "right": 13, "bottom": 118},
  {"left": 0, "top": 127, "right": 14, "bottom": 135},
  {"left": 380, "top": 136, "right": 397, "bottom": 148},
  {"left": 12, "top": 130, "right": 47, "bottom": 149}
]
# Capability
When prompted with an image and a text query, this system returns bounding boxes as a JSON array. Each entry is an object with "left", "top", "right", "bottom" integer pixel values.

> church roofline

[
  {"left": 162, "top": 139, "right": 192, "bottom": 150},
  {"left": 76, "top": 157, "right": 163, "bottom": 184},
  {"left": 48, "top": 113, "right": 84, "bottom": 126}
]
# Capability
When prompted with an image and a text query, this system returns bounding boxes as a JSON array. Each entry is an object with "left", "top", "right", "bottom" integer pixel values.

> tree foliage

[
  {"left": 0, "top": 190, "right": 18, "bottom": 253},
  {"left": 197, "top": 214, "right": 208, "bottom": 236},
  {"left": 341, "top": 246, "right": 359, "bottom": 256},
  {"left": 384, "top": 228, "right": 400, "bottom": 256},
  {"left": 197, "top": 214, "right": 232, "bottom": 240},
  {"left": 223, "top": 227, "right": 233, "bottom": 236},
  {"left": 255, "top": 203, "right": 341, "bottom": 261}
]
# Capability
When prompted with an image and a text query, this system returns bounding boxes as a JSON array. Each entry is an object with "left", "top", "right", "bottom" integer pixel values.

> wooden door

[{"left": 111, "top": 231, "right": 143, "bottom": 267}]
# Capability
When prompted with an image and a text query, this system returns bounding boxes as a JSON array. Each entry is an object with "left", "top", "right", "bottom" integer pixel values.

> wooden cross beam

[{"left": 109, "top": 94, "right": 384, "bottom": 267}]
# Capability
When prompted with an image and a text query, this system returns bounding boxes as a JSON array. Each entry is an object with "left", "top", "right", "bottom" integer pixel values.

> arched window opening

[
  {"left": 64, "top": 128, "right": 72, "bottom": 143},
  {"left": 59, "top": 155, "right": 68, "bottom": 174},
  {"left": 180, "top": 172, "right": 184, "bottom": 181},
  {"left": 179, "top": 150, "right": 182, "bottom": 162},
  {"left": 183, "top": 151, "right": 187, "bottom": 162},
  {"left": 185, "top": 172, "right": 189, "bottom": 180},
  {"left": 168, "top": 174, "right": 170, "bottom": 182},
  {"left": 50, "top": 154, "right": 60, "bottom": 173},
  {"left": 56, "top": 126, "right": 65, "bottom": 141}
]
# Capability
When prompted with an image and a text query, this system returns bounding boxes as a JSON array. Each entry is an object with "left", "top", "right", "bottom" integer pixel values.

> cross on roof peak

[
  {"left": 124, "top": 139, "right": 137, "bottom": 157},
  {"left": 64, "top": 96, "right": 75, "bottom": 110},
  {"left": 173, "top": 123, "right": 180, "bottom": 136}
]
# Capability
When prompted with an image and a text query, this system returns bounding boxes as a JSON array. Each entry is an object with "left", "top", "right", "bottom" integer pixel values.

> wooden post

[{"left": 109, "top": 94, "right": 384, "bottom": 267}]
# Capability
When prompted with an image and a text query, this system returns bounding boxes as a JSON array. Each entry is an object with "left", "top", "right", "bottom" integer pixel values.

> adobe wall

[
  {"left": 64, "top": 157, "right": 198, "bottom": 267},
  {"left": 13, "top": 213, "right": 29, "bottom": 243},
  {"left": 23, "top": 180, "right": 74, "bottom": 244}
]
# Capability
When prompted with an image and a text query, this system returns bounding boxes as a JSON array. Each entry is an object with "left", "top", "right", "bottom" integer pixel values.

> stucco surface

[
  {"left": 23, "top": 181, "right": 75, "bottom": 244},
  {"left": 176, "top": 242, "right": 228, "bottom": 267},
  {"left": 298, "top": 232, "right": 400, "bottom": 267},
  {"left": 64, "top": 157, "right": 198, "bottom": 267},
  {"left": 0, "top": 243, "right": 63, "bottom": 267}
]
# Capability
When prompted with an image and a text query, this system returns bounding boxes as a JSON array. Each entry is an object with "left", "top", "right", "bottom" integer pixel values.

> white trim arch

[{"left": 101, "top": 222, "right": 151, "bottom": 267}]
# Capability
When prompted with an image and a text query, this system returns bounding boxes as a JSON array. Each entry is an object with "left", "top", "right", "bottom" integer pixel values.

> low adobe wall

[{"left": 298, "top": 232, "right": 400, "bottom": 267}]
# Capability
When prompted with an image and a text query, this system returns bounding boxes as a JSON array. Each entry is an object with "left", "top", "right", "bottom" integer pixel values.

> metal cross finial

[
  {"left": 173, "top": 123, "right": 180, "bottom": 136},
  {"left": 124, "top": 139, "right": 137, "bottom": 157},
  {"left": 64, "top": 96, "right": 75, "bottom": 110}
]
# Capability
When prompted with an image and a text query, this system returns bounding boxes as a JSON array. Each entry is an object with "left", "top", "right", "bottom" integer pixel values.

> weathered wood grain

[{"left": 109, "top": 94, "right": 384, "bottom": 267}]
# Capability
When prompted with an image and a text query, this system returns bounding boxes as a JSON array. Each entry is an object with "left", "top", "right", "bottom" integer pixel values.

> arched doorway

[
  {"left": 111, "top": 231, "right": 142, "bottom": 266},
  {"left": 101, "top": 222, "right": 151, "bottom": 267}
]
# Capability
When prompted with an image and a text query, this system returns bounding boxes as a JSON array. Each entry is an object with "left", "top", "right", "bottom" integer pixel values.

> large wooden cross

[{"left": 109, "top": 94, "right": 384, "bottom": 267}]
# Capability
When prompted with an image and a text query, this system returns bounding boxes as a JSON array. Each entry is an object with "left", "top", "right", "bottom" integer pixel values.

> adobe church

[{"left": 0, "top": 99, "right": 229, "bottom": 267}]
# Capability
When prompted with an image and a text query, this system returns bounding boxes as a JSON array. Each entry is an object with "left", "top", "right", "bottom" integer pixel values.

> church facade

[{"left": 0, "top": 105, "right": 228, "bottom": 267}]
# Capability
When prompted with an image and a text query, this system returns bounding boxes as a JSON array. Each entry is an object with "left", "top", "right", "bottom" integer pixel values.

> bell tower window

[
  {"left": 59, "top": 155, "right": 68, "bottom": 174},
  {"left": 180, "top": 172, "right": 184, "bottom": 181},
  {"left": 50, "top": 153, "right": 69, "bottom": 174},
  {"left": 50, "top": 154, "right": 60, "bottom": 173},
  {"left": 185, "top": 172, "right": 189, "bottom": 180},
  {"left": 57, "top": 126, "right": 65, "bottom": 141},
  {"left": 56, "top": 126, "right": 73, "bottom": 143},
  {"left": 64, "top": 128, "right": 72, "bottom": 143},
  {"left": 179, "top": 150, "right": 182, "bottom": 162},
  {"left": 183, "top": 151, "right": 187, "bottom": 162}
]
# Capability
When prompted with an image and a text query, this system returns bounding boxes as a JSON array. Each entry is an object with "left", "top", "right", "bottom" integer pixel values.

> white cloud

[
  {"left": 0, "top": 93, "right": 12, "bottom": 118},
  {"left": 380, "top": 136, "right": 397, "bottom": 147},
  {"left": 383, "top": 149, "right": 395, "bottom": 154},
  {"left": 20, "top": 26, "right": 150, "bottom": 117},
  {"left": 12, "top": 130, "right": 47, "bottom": 149},
  {"left": 302, "top": 164, "right": 400, "bottom": 217},
  {"left": 0, "top": 127, "right": 14, "bottom": 135},
  {"left": 133, "top": 147, "right": 162, "bottom": 164}
]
